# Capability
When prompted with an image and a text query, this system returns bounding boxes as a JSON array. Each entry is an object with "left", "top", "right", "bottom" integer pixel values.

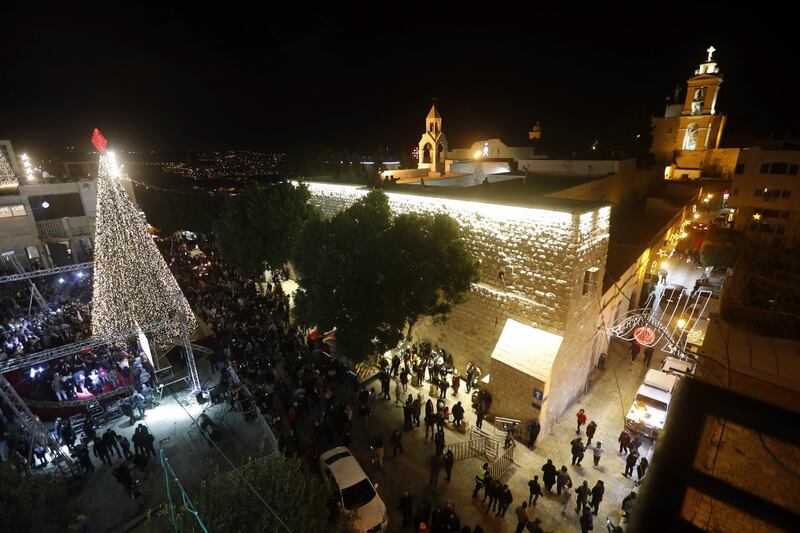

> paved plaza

[{"left": 348, "top": 337, "right": 662, "bottom": 532}]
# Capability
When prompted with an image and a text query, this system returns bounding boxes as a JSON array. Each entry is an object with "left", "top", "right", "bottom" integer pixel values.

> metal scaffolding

[
  {"left": 1, "top": 251, "right": 48, "bottom": 308},
  {"left": 0, "top": 261, "right": 93, "bottom": 284}
]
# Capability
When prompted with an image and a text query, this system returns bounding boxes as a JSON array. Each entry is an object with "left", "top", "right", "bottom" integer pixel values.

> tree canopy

[
  {"left": 0, "top": 464, "right": 81, "bottom": 532},
  {"left": 214, "top": 181, "right": 315, "bottom": 275},
  {"left": 293, "top": 189, "right": 478, "bottom": 363},
  {"left": 165, "top": 453, "right": 350, "bottom": 533}
]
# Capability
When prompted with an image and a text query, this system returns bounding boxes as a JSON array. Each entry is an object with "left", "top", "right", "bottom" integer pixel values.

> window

[
  {"left": 582, "top": 267, "right": 599, "bottom": 295},
  {"left": 0, "top": 204, "right": 26, "bottom": 218},
  {"left": 760, "top": 163, "right": 770, "bottom": 174},
  {"left": 790, "top": 164, "right": 798, "bottom": 175},
  {"left": 770, "top": 162, "right": 789, "bottom": 175},
  {"left": 782, "top": 190, "right": 792, "bottom": 198},
  {"left": 683, "top": 123, "right": 700, "bottom": 150},
  {"left": 734, "top": 164, "right": 745, "bottom": 174}
]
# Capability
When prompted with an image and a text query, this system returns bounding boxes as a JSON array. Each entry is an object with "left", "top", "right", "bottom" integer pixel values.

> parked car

[
  {"left": 319, "top": 446, "right": 388, "bottom": 533},
  {"left": 625, "top": 369, "right": 679, "bottom": 439}
]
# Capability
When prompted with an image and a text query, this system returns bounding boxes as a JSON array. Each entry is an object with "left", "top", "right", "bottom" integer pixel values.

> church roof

[{"left": 427, "top": 105, "right": 441, "bottom": 120}]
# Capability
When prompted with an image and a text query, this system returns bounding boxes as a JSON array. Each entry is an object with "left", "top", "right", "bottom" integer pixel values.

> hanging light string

[{"left": 160, "top": 449, "right": 210, "bottom": 533}]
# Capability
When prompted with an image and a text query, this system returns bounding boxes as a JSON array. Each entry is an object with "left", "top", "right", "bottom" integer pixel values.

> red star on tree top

[{"left": 91, "top": 128, "right": 108, "bottom": 152}]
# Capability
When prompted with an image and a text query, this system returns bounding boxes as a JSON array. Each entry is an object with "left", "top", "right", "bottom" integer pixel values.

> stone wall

[
  {"left": 489, "top": 359, "right": 546, "bottom": 423},
  {"left": 305, "top": 182, "right": 606, "bottom": 334},
  {"left": 304, "top": 181, "right": 611, "bottom": 434}
]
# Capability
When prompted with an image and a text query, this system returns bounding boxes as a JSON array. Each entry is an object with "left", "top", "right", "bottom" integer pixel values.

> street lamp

[{"left": 677, "top": 318, "right": 687, "bottom": 330}]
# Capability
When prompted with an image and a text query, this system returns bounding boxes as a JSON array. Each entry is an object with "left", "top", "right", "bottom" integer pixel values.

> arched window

[
  {"left": 683, "top": 123, "right": 700, "bottom": 150},
  {"left": 422, "top": 143, "right": 432, "bottom": 164}
]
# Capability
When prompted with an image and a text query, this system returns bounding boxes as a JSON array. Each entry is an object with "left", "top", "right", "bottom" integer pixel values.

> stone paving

[{"left": 350, "top": 337, "right": 660, "bottom": 532}]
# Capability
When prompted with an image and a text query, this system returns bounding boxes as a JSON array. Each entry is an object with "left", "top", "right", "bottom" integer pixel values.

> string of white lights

[{"left": 91, "top": 149, "right": 196, "bottom": 346}]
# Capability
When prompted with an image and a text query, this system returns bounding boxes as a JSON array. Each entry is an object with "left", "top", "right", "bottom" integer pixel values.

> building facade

[{"left": 728, "top": 146, "right": 800, "bottom": 248}]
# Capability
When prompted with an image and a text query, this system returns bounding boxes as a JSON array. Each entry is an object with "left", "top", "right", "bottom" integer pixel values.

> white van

[{"left": 625, "top": 369, "right": 679, "bottom": 439}]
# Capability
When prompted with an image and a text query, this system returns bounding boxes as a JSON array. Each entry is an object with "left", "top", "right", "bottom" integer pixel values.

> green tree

[
  {"left": 167, "top": 454, "right": 350, "bottom": 533},
  {"left": 214, "top": 181, "right": 315, "bottom": 276},
  {"left": 0, "top": 463, "right": 82, "bottom": 532},
  {"left": 293, "top": 190, "right": 478, "bottom": 363}
]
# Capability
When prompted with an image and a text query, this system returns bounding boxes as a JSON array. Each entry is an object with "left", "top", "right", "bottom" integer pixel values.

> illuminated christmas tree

[
  {"left": 0, "top": 149, "right": 16, "bottom": 188},
  {"left": 91, "top": 129, "right": 196, "bottom": 344}
]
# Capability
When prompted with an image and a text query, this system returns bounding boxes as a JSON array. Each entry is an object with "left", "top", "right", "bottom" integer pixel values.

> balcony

[{"left": 36, "top": 216, "right": 93, "bottom": 240}]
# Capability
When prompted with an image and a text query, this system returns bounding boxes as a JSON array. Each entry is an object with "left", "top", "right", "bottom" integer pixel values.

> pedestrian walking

[
  {"left": 497, "top": 484, "right": 513, "bottom": 517},
  {"left": 570, "top": 437, "right": 585, "bottom": 465},
  {"left": 485, "top": 479, "right": 501, "bottom": 514},
  {"left": 635, "top": 457, "right": 649, "bottom": 486},
  {"left": 527, "top": 419, "right": 540, "bottom": 447},
  {"left": 643, "top": 346, "right": 654, "bottom": 367},
  {"left": 399, "top": 489, "right": 413, "bottom": 526},
  {"left": 400, "top": 368, "right": 409, "bottom": 393},
  {"left": 576, "top": 408, "right": 587, "bottom": 434},
  {"left": 390, "top": 429, "right": 403, "bottom": 457},
  {"left": 541, "top": 459, "right": 557, "bottom": 492},
  {"left": 622, "top": 491, "right": 637, "bottom": 521},
  {"left": 527, "top": 475, "right": 542, "bottom": 505},
  {"left": 556, "top": 465, "right": 572, "bottom": 495},
  {"left": 413, "top": 396, "right": 422, "bottom": 427},
  {"left": 476, "top": 403, "right": 485, "bottom": 429},
  {"left": 575, "top": 480, "right": 590, "bottom": 514},
  {"left": 429, "top": 452, "right": 443, "bottom": 486},
  {"left": 527, "top": 518, "right": 544, "bottom": 533},
  {"left": 585, "top": 421, "right": 597, "bottom": 444},
  {"left": 592, "top": 442, "right": 604, "bottom": 468},
  {"left": 624, "top": 450, "right": 639, "bottom": 478},
  {"left": 395, "top": 378, "right": 403, "bottom": 404},
  {"left": 579, "top": 507, "right": 593, "bottom": 533},
  {"left": 560, "top": 484, "right": 573, "bottom": 516},
  {"left": 438, "top": 377, "right": 448, "bottom": 399},
  {"left": 92, "top": 437, "right": 112, "bottom": 466},
  {"left": 514, "top": 501, "right": 529, "bottom": 533},
  {"left": 103, "top": 428, "right": 122, "bottom": 458},
  {"left": 118, "top": 435, "right": 133, "bottom": 460},
  {"left": 143, "top": 427, "right": 157, "bottom": 458},
  {"left": 466, "top": 362, "right": 475, "bottom": 393},
  {"left": 380, "top": 371, "right": 391, "bottom": 400},
  {"left": 618, "top": 429, "right": 632, "bottom": 455},
  {"left": 425, "top": 410, "right": 436, "bottom": 440},
  {"left": 451, "top": 372, "right": 460, "bottom": 396},
  {"left": 472, "top": 463, "right": 489, "bottom": 498},
  {"left": 444, "top": 449, "right": 455, "bottom": 481},
  {"left": 434, "top": 428, "right": 446, "bottom": 455},
  {"left": 590, "top": 480, "right": 604, "bottom": 515},
  {"left": 629, "top": 340, "right": 640, "bottom": 364}
]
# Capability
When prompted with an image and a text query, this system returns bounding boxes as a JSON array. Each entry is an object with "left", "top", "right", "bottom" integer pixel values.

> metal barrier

[
  {"left": 444, "top": 436, "right": 489, "bottom": 461},
  {"left": 488, "top": 442, "right": 515, "bottom": 481},
  {"left": 470, "top": 425, "right": 499, "bottom": 460}
]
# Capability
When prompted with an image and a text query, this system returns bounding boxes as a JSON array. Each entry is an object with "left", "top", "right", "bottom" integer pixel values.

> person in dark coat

[
  {"left": 575, "top": 480, "right": 591, "bottom": 514},
  {"left": 497, "top": 484, "right": 513, "bottom": 517},
  {"left": 528, "top": 475, "right": 542, "bottom": 505},
  {"left": 579, "top": 506, "right": 594, "bottom": 533},
  {"left": 618, "top": 429, "right": 632, "bottom": 455},
  {"left": 541, "top": 459, "right": 557, "bottom": 492},
  {"left": 635, "top": 457, "right": 649, "bottom": 486},
  {"left": 485, "top": 479, "right": 501, "bottom": 514},
  {"left": 527, "top": 419, "right": 540, "bottom": 447},
  {"left": 571, "top": 437, "right": 585, "bottom": 465},
  {"left": 103, "top": 428, "right": 122, "bottom": 458},
  {"left": 434, "top": 428, "right": 445, "bottom": 455},
  {"left": 624, "top": 450, "right": 639, "bottom": 477},
  {"left": 475, "top": 403, "right": 485, "bottom": 429},
  {"left": 398, "top": 489, "right": 413, "bottom": 526},
  {"left": 92, "top": 437, "right": 112, "bottom": 466},
  {"left": 452, "top": 402, "right": 465, "bottom": 428},
  {"left": 590, "top": 480, "right": 604, "bottom": 515},
  {"left": 585, "top": 421, "right": 597, "bottom": 445},
  {"left": 444, "top": 449, "right": 455, "bottom": 481}
]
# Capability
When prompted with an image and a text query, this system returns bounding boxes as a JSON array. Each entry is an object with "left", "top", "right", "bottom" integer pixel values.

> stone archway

[{"left": 422, "top": 143, "right": 432, "bottom": 164}]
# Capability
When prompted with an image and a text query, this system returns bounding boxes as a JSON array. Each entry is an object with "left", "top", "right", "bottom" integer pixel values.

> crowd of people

[{"left": 0, "top": 277, "right": 92, "bottom": 360}]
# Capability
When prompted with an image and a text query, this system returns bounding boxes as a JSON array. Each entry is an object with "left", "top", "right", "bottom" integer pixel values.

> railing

[
  {"left": 470, "top": 425, "right": 499, "bottom": 460},
  {"left": 488, "top": 441, "right": 515, "bottom": 481},
  {"left": 444, "top": 436, "right": 489, "bottom": 461}
]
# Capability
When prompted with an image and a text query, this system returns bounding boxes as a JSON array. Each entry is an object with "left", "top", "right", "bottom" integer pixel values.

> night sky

[{"left": 2, "top": 4, "right": 798, "bottom": 157}]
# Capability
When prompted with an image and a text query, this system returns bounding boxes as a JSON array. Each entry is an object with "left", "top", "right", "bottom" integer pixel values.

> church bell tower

[{"left": 418, "top": 104, "right": 448, "bottom": 176}]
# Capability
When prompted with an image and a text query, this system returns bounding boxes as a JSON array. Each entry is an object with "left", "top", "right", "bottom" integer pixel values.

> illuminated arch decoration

[{"left": 607, "top": 287, "right": 713, "bottom": 357}]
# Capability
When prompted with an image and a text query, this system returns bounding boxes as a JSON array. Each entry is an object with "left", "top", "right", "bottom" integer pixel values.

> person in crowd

[
  {"left": 576, "top": 408, "right": 587, "bottom": 434},
  {"left": 556, "top": 465, "right": 572, "bottom": 495},
  {"left": 398, "top": 489, "right": 413, "bottom": 527},
  {"left": 571, "top": 436, "right": 586, "bottom": 465},
  {"left": 591, "top": 441, "right": 604, "bottom": 468},
  {"left": 443, "top": 449, "right": 455, "bottom": 482},
  {"left": 585, "top": 420, "right": 597, "bottom": 444},
  {"left": 575, "top": 480, "right": 591, "bottom": 514},
  {"left": 527, "top": 475, "right": 542, "bottom": 505},
  {"left": 429, "top": 451, "right": 443, "bottom": 486},
  {"left": 590, "top": 479, "right": 604, "bottom": 515},
  {"left": 527, "top": 418, "right": 540, "bottom": 448},
  {"left": 624, "top": 450, "right": 640, "bottom": 478},
  {"left": 390, "top": 429, "right": 403, "bottom": 457},
  {"left": 515, "top": 501, "right": 529, "bottom": 533},
  {"left": 541, "top": 459, "right": 557, "bottom": 492}
]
